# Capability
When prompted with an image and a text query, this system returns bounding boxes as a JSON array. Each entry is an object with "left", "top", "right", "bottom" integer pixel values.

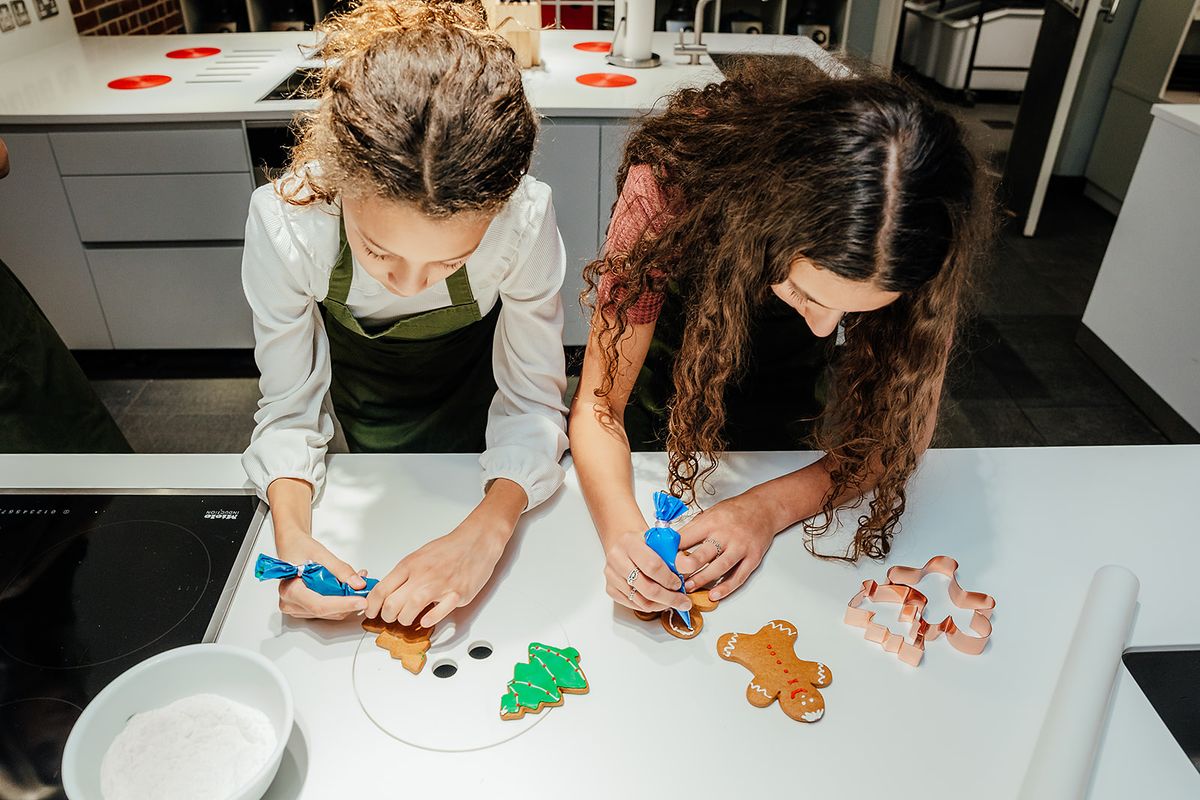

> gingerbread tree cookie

[
  {"left": 716, "top": 620, "right": 832, "bottom": 723},
  {"left": 362, "top": 616, "right": 433, "bottom": 675},
  {"left": 500, "top": 643, "right": 589, "bottom": 721}
]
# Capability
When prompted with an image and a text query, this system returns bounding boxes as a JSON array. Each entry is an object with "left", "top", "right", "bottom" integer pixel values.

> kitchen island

[
  {"left": 3, "top": 446, "right": 1199, "bottom": 797},
  {"left": 0, "top": 31, "right": 826, "bottom": 348}
]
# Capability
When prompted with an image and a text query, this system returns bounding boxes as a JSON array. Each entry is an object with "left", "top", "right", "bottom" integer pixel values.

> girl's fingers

[
  {"left": 311, "top": 594, "right": 367, "bottom": 619},
  {"left": 396, "top": 591, "right": 440, "bottom": 627},
  {"left": 365, "top": 568, "right": 408, "bottom": 619},
  {"left": 675, "top": 540, "right": 719, "bottom": 576},
  {"left": 419, "top": 593, "right": 460, "bottom": 628},
  {"left": 605, "top": 581, "right": 666, "bottom": 613},
  {"left": 708, "top": 555, "right": 762, "bottom": 601},
  {"left": 628, "top": 546, "right": 684, "bottom": 592},
  {"left": 677, "top": 515, "right": 714, "bottom": 549},
  {"left": 683, "top": 550, "right": 739, "bottom": 593}
]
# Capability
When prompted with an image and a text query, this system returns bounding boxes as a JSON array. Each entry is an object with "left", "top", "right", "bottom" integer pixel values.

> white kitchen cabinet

[
  {"left": 533, "top": 120, "right": 601, "bottom": 347},
  {"left": 50, "top": 126, "right": 251, "bottom": 175},
  {"left": 87, "top": 246, "right": 253, "bottom": 349},
  {"left": 65, "top": 173, "right": 254, "bottom": 242},
  {"left": 0, "top": 133, "right": 112, "bottom": 348}
]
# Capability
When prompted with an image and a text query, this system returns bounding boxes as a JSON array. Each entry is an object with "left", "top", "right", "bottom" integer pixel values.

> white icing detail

[
  {"left": 801, "top": 708, "right": 824, "bottom": 722},
  {"left": 749, "top": 682, "right": 770, "bottom": 698},
  {"left": 768, "top": 621, "right": 797, "bottom": 637},
  {"left": 817, "top": 663, "right": 827, "bottom": 684},
  {"left": 722, "top": 633, "right": 739, "bottom": 658}
]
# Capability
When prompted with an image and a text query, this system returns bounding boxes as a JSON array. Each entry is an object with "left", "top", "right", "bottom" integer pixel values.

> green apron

[
  {"left": 320, "top": 218, "right": 500, "bottom": 453},
  {"left": 0, "top": 257, "right": 130, "bottom": 453},
  {"left": 624, "top": 279, "right": 835, "bottom": 451}
]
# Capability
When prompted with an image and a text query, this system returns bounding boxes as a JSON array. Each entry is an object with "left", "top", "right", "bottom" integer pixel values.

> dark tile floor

[{"left": 89, "top": 102, "right": 1169, "bottom": 453}]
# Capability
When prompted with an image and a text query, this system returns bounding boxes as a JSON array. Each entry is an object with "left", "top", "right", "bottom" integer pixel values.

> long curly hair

[
  {"left": 277, "top": 0, "right": 537, "bottom": 215},
  {"left": 582, "top": 57, "right": 995, "bottom": 561}
]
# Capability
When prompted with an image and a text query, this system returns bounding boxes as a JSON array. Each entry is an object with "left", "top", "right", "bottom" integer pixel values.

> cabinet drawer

[
  {"left": 87, "top": 246, "right": 253, "bottom": 349},
  {"left": 50, "top": 128, "right": 250, "bottom": 175},
  {"left": 65, "top": 173, "right": 253, "bottom": 242}
]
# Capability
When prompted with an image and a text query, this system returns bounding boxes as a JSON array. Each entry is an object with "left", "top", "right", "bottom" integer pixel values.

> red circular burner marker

[
  {"left": 166, "top": 47, "right": 221, "bottom": 59},
  {"left": 107, "top": 74, "right": 172, "bottom": 90},
  {"left": 576, "top": 72, "right": 636, "bottom": 88},
  {"left": 573, "top": 41, "right": 612, "bottom": 53}
]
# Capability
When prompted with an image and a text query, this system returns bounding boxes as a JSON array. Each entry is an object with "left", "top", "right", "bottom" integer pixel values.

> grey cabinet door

[
  {"left": 87, "top": 246, "right": 253, "bottom": 349},
  {"left": 0, "top": 133, "right": 112, "bottom": 348},
  {"left": 64, "top": 173, "right": 254, "bottom": 242},
  {"left": 50, "top": 127, "right": 251, "bottom": 175},
  {"left": 532, "top": 119, "right": 601, "bottom": 347}
]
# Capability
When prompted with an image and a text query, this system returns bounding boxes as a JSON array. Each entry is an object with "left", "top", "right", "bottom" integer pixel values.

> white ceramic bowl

[{"left": 62, "top": 643, "right": 293, "bottom": 800}]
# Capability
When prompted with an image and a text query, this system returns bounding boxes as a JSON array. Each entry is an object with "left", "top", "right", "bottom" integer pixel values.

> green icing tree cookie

[
  {"left": 499, "top": 642, "right": 589, "bottom": 720},
  {"left": 529, "top": 643, "right": 587, "bottom": 692}
]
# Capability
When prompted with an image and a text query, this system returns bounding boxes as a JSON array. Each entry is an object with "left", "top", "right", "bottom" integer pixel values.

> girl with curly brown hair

[
  {"left": 241, "top": 0, "right": 567, "bottom": 626},
  {"left": 570, "top": 57, "right": 993, "bottom": 616}
]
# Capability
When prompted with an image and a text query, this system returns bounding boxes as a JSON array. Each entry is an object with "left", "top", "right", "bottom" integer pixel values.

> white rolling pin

[{"left": 1018, "top": 565, "right": 1140, "bottom": 799}]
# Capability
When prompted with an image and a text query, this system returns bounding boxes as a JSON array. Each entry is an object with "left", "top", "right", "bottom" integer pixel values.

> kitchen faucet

[{"left": 673, "top": 0, "right": 715, "bottom": 64}]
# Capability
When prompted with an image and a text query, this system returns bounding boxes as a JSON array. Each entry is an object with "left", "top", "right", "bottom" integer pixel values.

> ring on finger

[
  {"left": 704, "top": 537, "right": 723, "bottom": 555},
  {"left": 627, "top": 585, "right": 638, "bottom": 601},
  {"left": 626, "top": 567, "right": 640, "bottom": 586}
]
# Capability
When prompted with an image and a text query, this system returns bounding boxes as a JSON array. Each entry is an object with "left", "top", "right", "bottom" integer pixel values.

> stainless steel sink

[
  {"left": 1124, "top": 647, "right": 1200, "bottom": 773},
  {"left": 708, "top": 52, "right": 805, "bottom": 76}
]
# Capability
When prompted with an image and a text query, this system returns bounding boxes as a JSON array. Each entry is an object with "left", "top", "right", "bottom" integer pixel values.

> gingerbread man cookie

[
  {"left": 716, "top": 620, "right": 831, "bottom": 722},
  {"left": 362, "top": 616, "right": 434, "bottom": 674},
  {"left": 635, "top": 591, "right": 719, "bottom": 640}
]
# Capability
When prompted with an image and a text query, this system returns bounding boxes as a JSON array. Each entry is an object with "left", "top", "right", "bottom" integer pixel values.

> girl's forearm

[
  {"left": 466, "top": 477, "right": 527, "bottom": 547},
  {"left": 266, "top": 477, "right": 314, "bottom": 546},
  {"left": 569, "top": 401, "right": 647, "bottom": 547},
  {"left": 744, "top": 457, "right": 835, "bottom": 533}
]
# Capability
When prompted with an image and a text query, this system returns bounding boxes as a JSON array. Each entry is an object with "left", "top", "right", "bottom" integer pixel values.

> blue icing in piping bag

[
  {"left": 643, "top": 491, "right": 692, "bottom": 629},
  {"left": 254, "top": 553, "right": 379, "bottom": 597}
]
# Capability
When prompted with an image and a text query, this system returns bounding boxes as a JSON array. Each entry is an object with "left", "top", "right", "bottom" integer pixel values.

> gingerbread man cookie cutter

[
  {"left": 716, "top": 620, "right": 832, "bottom": 722},
  {"left": 844, "top": 555, "right": 995, "bottom": 667}
]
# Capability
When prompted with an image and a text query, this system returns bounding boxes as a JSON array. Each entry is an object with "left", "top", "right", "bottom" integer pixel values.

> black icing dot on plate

[
  {"left": 432, "top": 661, "right": 458, "bottom": 678},
  {"left": 468, "top": 643, "right": 493, "bottom": 660}
]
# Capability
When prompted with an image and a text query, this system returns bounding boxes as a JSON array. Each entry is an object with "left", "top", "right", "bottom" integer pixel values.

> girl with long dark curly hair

[{"left": 569, "top": 57, "right": 994, "bottom": 616}]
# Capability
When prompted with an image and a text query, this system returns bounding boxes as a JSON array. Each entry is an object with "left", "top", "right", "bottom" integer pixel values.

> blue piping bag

[
  {"left": 643, "top": 491, "right": 692, "bottom": 629},
  {"left": 254, "top": 553, "right": 379, "bottom": 597}
]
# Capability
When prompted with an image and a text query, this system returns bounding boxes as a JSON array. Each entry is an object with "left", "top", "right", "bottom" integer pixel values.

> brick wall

[{"left": 71, "top": 0, "right": 185, "bottom": 35}]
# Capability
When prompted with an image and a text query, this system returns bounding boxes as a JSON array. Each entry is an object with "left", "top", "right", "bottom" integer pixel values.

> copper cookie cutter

[{"left": 844, "top": 555, "right": 995, "bottom": 667}]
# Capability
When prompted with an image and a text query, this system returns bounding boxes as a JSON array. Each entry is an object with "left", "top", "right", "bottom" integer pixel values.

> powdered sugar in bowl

[{"left": 62, "top": 644, "right": 293, "bottom": 800}]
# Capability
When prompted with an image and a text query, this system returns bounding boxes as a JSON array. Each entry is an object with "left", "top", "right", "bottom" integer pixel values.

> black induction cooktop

[{"left": 0, "top": 492, "right": 265, "bottom": 800}]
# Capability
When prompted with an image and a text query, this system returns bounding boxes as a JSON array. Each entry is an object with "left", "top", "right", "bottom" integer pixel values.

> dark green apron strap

[
  {"left": 329, "top": 217, "right": 355, "bottom": 305},
  {"left": 445, "top": 267, "right": 473, "bottom": 305}
]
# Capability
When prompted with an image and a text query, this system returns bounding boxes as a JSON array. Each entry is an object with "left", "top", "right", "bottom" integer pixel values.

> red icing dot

[
  {"left": 165, "top": 47, "right": 220, "bottom": 58},
  {"left": 107, "top": 74, "right": 172, "bottom": 90},
  {"left": 784, "top": 669, "right": 789, "bottom": 673},
  {"left": 776, "top": 659, "right": 782, "bottom": 664}
]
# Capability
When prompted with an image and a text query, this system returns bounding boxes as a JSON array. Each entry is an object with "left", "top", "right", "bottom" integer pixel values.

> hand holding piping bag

[{"left": 643, "top": 492, "right": 693, "bottom": 630}]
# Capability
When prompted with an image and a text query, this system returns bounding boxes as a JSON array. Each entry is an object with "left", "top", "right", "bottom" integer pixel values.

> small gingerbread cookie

[
  {"left": 716, "top": 620, "right": 831, "bottom": 722},
  {"left": 362, "top": 616, "right": 434, "bottom": 675},
  {"left": 637, "top": 591, "right": 719, "bottom": 640}
]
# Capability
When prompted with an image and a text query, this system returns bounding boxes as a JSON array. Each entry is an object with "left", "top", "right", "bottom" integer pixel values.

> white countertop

[
  {"left": 3, "top": 447, "right": 1199, "bottom": 797},
  {"left": 0, "top": 30, "right": 826, "bottom": 124},
  {"left": 1152, "top": 103, "right": 1200, "bottom": 138}
]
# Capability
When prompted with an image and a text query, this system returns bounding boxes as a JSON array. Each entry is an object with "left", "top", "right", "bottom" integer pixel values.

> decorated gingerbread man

[{"left": 716, "top": 620, "right": 832, "bottom": 722}]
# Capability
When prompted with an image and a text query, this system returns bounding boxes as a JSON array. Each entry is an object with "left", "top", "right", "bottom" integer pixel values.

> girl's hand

[
  {"left": 364, "top": 520, "right": 510, "bottom": 629},
  {"left": 274, "top": 533, "right": 368, "bottom": 620},
  {"left": 674, "top": 492, "right": 785, "bottom": 601},
  {"left": 603, "top": 529, "right": 693, "bottom": 615}
]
